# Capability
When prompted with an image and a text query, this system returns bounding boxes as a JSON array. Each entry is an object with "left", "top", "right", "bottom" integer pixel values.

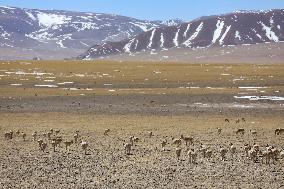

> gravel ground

[{"left": 0, "top": 111, "right": 284, "bottom": 189}]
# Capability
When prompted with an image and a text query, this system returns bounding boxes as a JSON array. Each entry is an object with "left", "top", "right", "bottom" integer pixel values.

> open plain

[{"left": 0, "top": 60, "right": 284, "bottom": 188}]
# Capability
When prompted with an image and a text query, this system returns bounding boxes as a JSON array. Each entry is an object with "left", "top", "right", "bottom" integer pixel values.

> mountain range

[
  {"left": 0, "top": 6, "right": 182, "bottom": 59},
  {"left": 0, "top": 6, "right": 283, "bottom": 62},
  {"left": 79, "top": 9, "right": 284, "bottom": 61}
]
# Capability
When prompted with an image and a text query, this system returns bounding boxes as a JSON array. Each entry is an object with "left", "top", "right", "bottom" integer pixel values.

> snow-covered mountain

[
  {"left": 79, "top": 9, "right": 284, "bottom": 60},
  {"left": 0, "top": 6, "right": 182, "bottom": 59}
]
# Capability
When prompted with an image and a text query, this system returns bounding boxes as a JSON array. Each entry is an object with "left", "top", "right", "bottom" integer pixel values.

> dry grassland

[{"left": 0, "top": 60, "right": 283, "bottom": 97}]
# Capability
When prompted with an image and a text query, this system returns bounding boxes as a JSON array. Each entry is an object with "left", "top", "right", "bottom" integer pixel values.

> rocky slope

[
  {"left": 0, "top": 6, "right": 182, "bottom": 59},
  {"left": 79, "top": 9, "right": 284, "bottom": 60}
]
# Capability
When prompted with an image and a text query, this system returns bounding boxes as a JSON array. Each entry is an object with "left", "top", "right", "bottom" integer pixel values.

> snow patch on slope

[
  {"left": 235, "top": 31, "right": 241, "bottom": 40},
  {"left": 161, "top": 19, "right": 182, "bottom": 26},
  {"left": 26, "top": 11, "right": 36, "bottom": 21},
  {"left": 0, "top": 6, "right": 16, "bottom": 10},
  {"left": 0, "top": 29, "right": 10, "bottom": 39},
  {"left": 147, "top": 29, "right": 156, "bottom": 49},
  {"left": 219, "top": 25, "right": 231, "bottom": 45},
  {"left": 270, "top": 17, "right": 274, "bottom": 26},
  {"left": 183, "top": 22, "right": 203, "bottom": 47},
  {"left": 130, "top": 22, "right": 152, "bottom": 32},
  {"left": 183, "top": 24, "right": 191, "bottom": 37},
  {"left": 260, "top": 22, "right": 279, "bottom": 42},
  {"left": 189, "top": 22, "right": 204, "bottom": 41},
  {"left": 124, "top": 38, "right": 135, "bottom": 53},
  {"left": 37, "top": 12, "right": 71, "bottom": 27},
  {"left": 56, "top": 40, "right": 66, "bottom": 48},
  {"left": 173, "top": 29, "right": 180, "bottom": 46},
  {"left": 73, "top": 22, "right": 99, "bottom": 31},
  {"left": 26, "top": 30, "right": 53, "bottom": 42},
  {"left": 252, "top": 28, "right": 263, "bottom": 41},
  {"left": 160, "top": 33, "right": 165, "bottom": 48},
  {"left": 212, "top": 20, "right": 225, "bottom": 44}
]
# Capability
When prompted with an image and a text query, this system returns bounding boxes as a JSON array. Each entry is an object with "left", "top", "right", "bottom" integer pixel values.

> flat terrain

[
  {"left": 0, "top": 60, "right": 284, "bottom": 115},
  {"left": 0, "top": 47, "right": 84, "bottom": 60},
  {"left": 0, "top": 60, "right": 284, "bottom": 188}
]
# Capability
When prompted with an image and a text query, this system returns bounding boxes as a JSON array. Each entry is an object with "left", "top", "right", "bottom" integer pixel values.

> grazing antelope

[
  {"left": 47, "top": 132, "right": 52, "bottom": 140},
  {"left": 21, "top": 132, "right": 26, "bottom": 141},
  {"left": 55, "top": 129, "right": 60, "bottom": 135},
  {"left": 205, "top": 149, "right": 213, "bottom": 159},
  {"left": 41, "top": 142, "right": 48, "bottom": 152},
  {"left": 172, "top": 138, "right": 182, "bottom": 147},
  {"left": 104, "top": 129, "right": 110, "bottom": 136},
  {"left": 236, "top": 129, "right": 245, "bottom": 135},
  {"left": 64, "top": 140, "right": 73, "bottom": 151},
  {"left": 161, "top": 140, "right": 167, "bottom": 151},
  {"left": 250, "top": 130, "right": 257, "bottom": 135},
  {"left": 51, "top": 140, "right": 56, "bottom": 152},
  {"left": 133, "top": 137, "right": 139, "bottom": 143},
  {"left": 4, "top": 130, "right": 13, "bottom": 140},
  {"left": 124, "top": 143, "right": 132, "bottom": 155},
  {"left": 244, "top": 144, "right": 251, "bottom": 157},
  {"left": 55, "top": 136, "right": 62, "bottom": 147},
  {"left": 248, "top": 149, "right": 258, "bottom": 162},
  {"left": 220, "top": 147, "right": 228, "bottom": 161},
  {"left": 230, "top": 143, "right": 237, "bottom": 158},
  {"left": 81, "top": 140, "right": 89, "bottom": 155},
  {"left": 32, "top": 131, "right": 37, "bottom": 141},
  {"left": 200, "top": 145, "right": 207, "bottom": 158},
  {"left": 279, "top": 149, "right": 284, "bottom": 159},
  {"left": 180, "top": 135, "right": 193, "bottom": 146},
  {"left": 38, "top": 139, "right": 47, "bottom": 152},
  {"left": 73, "top": 133, "right": 79, "bottom": 143},
  {"left": 275, "top": 128, "right": 284, "bottom": 135},
  {"left": 128, "top": 136, "right": 134, "bottom": 146},
  {"left": 187, "top": 149, "right": 197, "bottom": 164},
  {"left": 176, "top": 148, "right": 182, "bottom": 160},
  {"left": 217, "top": 128, "right": 222, "bottom": 135},
  {"left": 37, "top": 139, "right": 43, "bottom": 150}
]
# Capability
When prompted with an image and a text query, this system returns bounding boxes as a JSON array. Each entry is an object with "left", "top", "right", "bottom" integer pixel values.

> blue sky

[{"left": 0, "top": 0, "right": 284, "bottom": 21}]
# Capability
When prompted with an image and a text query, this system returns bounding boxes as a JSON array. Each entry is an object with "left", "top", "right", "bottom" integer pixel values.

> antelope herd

[
  {"left": 2, "top": 121, "right": 284, "bottom": 166},
  {"left": 4, "top": 128, "right": 89, "bottom": 154}
]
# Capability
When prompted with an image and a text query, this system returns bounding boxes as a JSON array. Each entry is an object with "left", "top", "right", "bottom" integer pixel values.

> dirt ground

[
  {"left": 0, "top": 113, "right": 284, "bottom": 188},
  {"left": 0, "top": 61, "right": 284, "bottom": 188}
]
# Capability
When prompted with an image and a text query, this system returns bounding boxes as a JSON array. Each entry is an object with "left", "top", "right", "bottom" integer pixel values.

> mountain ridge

[
  {"left": 78, "top": 9, "right": 284, "bottom": 60},
  {"left": 0, "top": 6, "right": 182, "bottom": 59}
]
